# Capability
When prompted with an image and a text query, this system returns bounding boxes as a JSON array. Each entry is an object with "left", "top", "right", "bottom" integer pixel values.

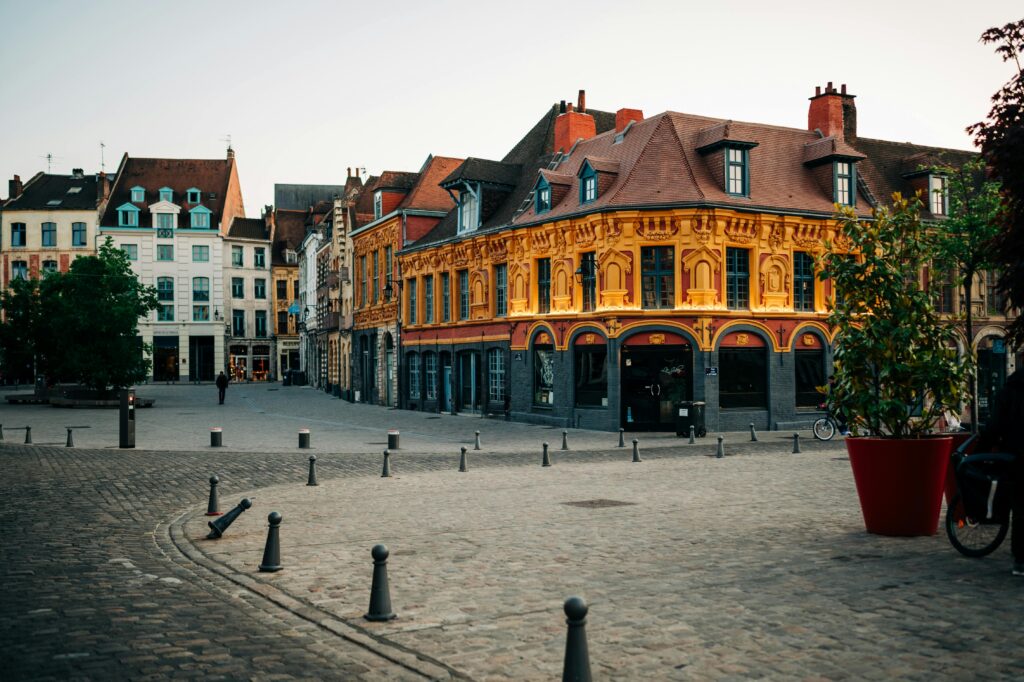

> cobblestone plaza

[{"left": 1, "top": 384, "right": 1022, "bottom": 679}]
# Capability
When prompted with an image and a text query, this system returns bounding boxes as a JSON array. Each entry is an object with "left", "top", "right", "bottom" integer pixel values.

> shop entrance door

[
  {"left": 620, "top": 345, "right": 693, "bottom": 430},
  {"left": 189, "top": 336, "right": 215, "bottom": 381},
  {"left": 153, "top": 336, "right": 179, "bottom": 382}
]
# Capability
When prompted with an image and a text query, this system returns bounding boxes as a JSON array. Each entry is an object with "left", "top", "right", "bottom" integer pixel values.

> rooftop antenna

[
  {"left": 100, "top": 141, "right": 106, "bottom": 172},
  {"left": 39, "top": 153, "right": 62, "bottom": 172},
  {"left": 222, "top": 134, "right": 232, "bottom": 151}
]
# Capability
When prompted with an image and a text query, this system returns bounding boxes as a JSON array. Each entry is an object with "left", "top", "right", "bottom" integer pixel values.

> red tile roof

[{"left": 399, "top": 156, "right": 463, "bottom": 212}]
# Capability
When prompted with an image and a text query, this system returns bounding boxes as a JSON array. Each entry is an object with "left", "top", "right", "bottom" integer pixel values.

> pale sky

[{"left": 1, "top": 0, "right": 1020, "bottom": 215}]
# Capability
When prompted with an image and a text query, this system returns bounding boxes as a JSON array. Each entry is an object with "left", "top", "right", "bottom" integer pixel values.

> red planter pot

[{"left": 846, "top": 436, "right": 953, "bottom": 536}]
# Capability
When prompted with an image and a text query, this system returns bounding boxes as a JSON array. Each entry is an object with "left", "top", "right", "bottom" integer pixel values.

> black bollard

[
  {"left": 792, "top": 433, "right": 802, "bottom": 454},
  {"left": 25, "top": 426, "right": 32, "bottom": 444},
  {"left": 474, "top": 430, "right": 481, "bottom": 451},
  {"left": 459, "top": 446, "right": 468, "bottom": 473},
  {"left": 716, "top": 435, "right": 725, "bottom": 459},
  {"left": 364, "top": 544, "right": 396, "bottom": 621},
  {"left": 258, "top": 512, "right": 283, "bottom": 572},
  {"left": 542, "top": 442, "right": 552, "bottom": 467},
  {"left": 207, "top": 498, "right": 252, "bottom": 539},
  {"left": 210, "top": 427, "right": 223, "bottom": 447},
  {"left": 561, "top": 430, "right": 569, "bottom": 451},
  {"left": 0, "top": 424, "right": 4, "bottom": 441},
  {"left": 632, "top": 438, "right": 641, "bottom": 463},
  {"left": 617, "top": 428, "right": 625, "bottom": 448},
  {"left": 66, "top": 427, "right": 74, "bottom": 448},
  {"left": 298, "top": 428, "right": 310, "bottom": 449},
  {"left": 688, "top": 425, "right": 696, "bottom": 444},
  {"left": 205, "top": 475, "right": 222, "bottom": 516},
  {"left": 381, "top": 449, "right": 392, "bottom": 478},
  {"left": 749, "top": 422, "right": 758, "bottom": 442},
  {"left": 562, "top": 596, "right": 592, "bottom": 682},
  {"left": 307, "top": 455, "right": 319, "bottom": 486}
]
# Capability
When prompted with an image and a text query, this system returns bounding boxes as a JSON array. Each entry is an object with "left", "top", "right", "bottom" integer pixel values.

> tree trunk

[{"left": 964, "top": 269, "right": 978, "bottom": 433}]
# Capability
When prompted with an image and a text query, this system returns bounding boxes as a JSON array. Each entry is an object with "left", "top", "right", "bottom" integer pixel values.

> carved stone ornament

[{"left": 637, "top": 216, "right": 679, "bottom": 241}]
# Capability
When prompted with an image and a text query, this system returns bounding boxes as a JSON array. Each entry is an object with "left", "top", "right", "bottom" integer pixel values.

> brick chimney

[
  {"left": 615, "top": 108, "right": 644, "bottom": 132},
  {"left": 97, "top": 171, "right": 110, "bottom": 203},
  {"left": 808, "top": 82, "right": 856, "bottom": 141},
  {"left": 554, "top": 89, "right": 596, "bottom": 154},
  {"left": 8, "top": 174, "right": 23, "bottom": 200},
  {"left": 226, "top": 146, "right": 235, "bottom": 160}
]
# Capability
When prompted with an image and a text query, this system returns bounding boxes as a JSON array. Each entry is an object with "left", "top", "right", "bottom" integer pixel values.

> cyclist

[{"left": 977, "top": 368, "right": 1024, "bottom": 576}]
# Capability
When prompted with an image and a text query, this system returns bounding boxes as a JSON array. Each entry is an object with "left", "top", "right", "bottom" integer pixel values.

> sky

[{"left": 0, "top": 0, "right": 1020, "bottom": 216}]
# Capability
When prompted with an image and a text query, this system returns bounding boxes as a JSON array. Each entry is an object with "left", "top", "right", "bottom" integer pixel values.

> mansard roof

[{"left": 4, "top": 172, "right": 102, "bottom": 211}]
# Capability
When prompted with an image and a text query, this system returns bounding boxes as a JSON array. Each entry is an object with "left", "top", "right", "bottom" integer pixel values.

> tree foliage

[
  {"left": 821, "top": 194, "right": 971, "bottom": 438},
  {"left": 970, "top": 18, "right": 1024, "bottom": 344},
  {"left": 0, "top": 277, "right": 42, "bottom": 383},
  {"left": 0, "top": 237, "right": 158, "bottom": 393}
]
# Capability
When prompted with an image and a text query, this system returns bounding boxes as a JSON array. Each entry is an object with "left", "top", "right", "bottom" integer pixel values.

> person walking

[
  {"left": 978, "top": 369, "right": 1024, "bottom": 576},
  {"left": 216, "top": 370, "right": 229, "bottom": 405}
]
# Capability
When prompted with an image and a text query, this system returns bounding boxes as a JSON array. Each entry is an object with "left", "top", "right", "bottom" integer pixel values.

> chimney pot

[
  {"left": 827, "top": 81, "right": 834, "bottom": 92},
  {"left": 615, "top": 108, "right": 645, "bottom": 132},
  {"left": 841, "top": 84, "right": 847, "bottom": 95},
  {"left": 8, "top": 174, "right": 23, "bottom": 200},
  {"left": 559, "top": 100, "right": 566, "bottom": 114},
  {"left": 815, "top": 86, "right": 821, "bottom": 96},
  {"left": 566, "top": 102, "right": 573, "bottom": 113},
  {"left": 578, "top": 89, "right": 586, "bottom": 113}
]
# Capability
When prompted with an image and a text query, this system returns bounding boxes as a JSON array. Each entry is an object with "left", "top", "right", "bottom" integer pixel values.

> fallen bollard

[
  {"left": 381, "top": 449, "right": 392, "bottom": 478},
  {"left": 561, "top": 430, "right": 569, "bottom": 451},
  {"left": 716, "top": 435, "right": 725, "bottom": 459},
  {"left": 542, "top": 442, "right": 552, "bottom": 467},
  {"left": 298, "top": 428, "right": 310, "bottom": 449},
  {"left": 618, "top": 428, "right": 625, "bottom": 448},
  {"left": 474, "top": 430, "right": 481, "bottom": 451},
  {"left": 689, "top": 425, "right": 696, "bottom": 444},
  {"left": 364, "top": 544, "right": 396, "bottom": 621},
  {"left": 750, "top": 422, "right": 758, "bottom": 442},
  {"left": 632, "top": 438, "right": 641, "bottom": 463},
  {"left": 793, "top": 433, "right": 802, "bottom": 454},
  {"left": 207, "top": 498, "right": 252, "bottom": 539},
  {"left": 562, "top": 596, "right": 592, "bottom": 682},
  {"left": 205, "top": 475, "right": 222, "bottom": 516},
  {"left": 459, "top": 446, "right": 468, "bottom": 473},
  {"left": 258, "top": 512, "right": 283, "bottom": 573},
  {"left": 307, "top": 455, "right": 319, "bottom": 486}
]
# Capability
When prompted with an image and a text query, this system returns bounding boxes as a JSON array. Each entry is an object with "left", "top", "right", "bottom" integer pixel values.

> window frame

[
  {"left": 11, "top": 260, "right": 28, "bottom": 280},
  {"left": 159, "top": 187, "right": 173, "bottom": 203},
  {"left": 580, "top": 164, "right": 597, "bottom": 204},
  {"left": 725, "top": 247, "right": 750, "bottom": 310},
  {"left": 157, "top": 276, "right": 175, "bottom": 302},
  {"left": 535, "top": 178, "right": 551, "bottom": 213},
  {"left": 156, "top": 244, "right": 174, "bottom": 262},
  {"left": 458, "top": 270, "right": 469, "bottom": 320},
  {"left": 232, "top": 277, "right": 244, "bottom": 299},
  {"left": 424, "top": 275, "right": 434, "bottom": 324},
  {"left": 930, "top": 174, "right": 949, "bottom": 216},
  {"left": 231, "top": 245, "right": 244, "bottom": 267},
  {"left": 640, "top": 246, "right": 675, "bottom": 310},
  {"left": 580, "top": 252, "right": 597, "bottom": 312},
  {"left": 72, "top": 222, "right": 87, "bottom": 246},
  {"left": 254, "top": 247, "right": 266, "bottom": 268},
  {"left": 41, "top": 221, "right": 56, "bottom": 247},
  {"left": 408, "top": 353, "right": 421, "bottom": 399},
  {"left": 718, "top": 346, "right": 768, "bottom": 409},
  {"left": 793, "top": 251, "right": 815, "bottom": 312},
  {"left": 192, "top": 277, "right": 210, "bottom": 302},
  {"left": 494, "top": 263, "right": 507, "bottom": 317},
  {"left": 488, "top": 348, "right": 506, "bottom": 403},
  {"left": 232, "top": 310, "right": 246, "bottom": 336},
  {"left": 192, "top": 244, "right": 210, "bottom": 262},
  {"left": 121, "top": 243, "right": 138, "bottom": 261},
  {"left": 407, "top": 277, "right": 418, "bottom": 325},
  {"left": 130, "top": 186, "right": 145, "bottom": 203},
  {"left": 442, "top": 272, "right": 451, "bottom": 322},
  {"left": 254, "top": 310, "right": 267, "bottom": 338},
  {"left": 834, "top": 161, "right": 855, "bottom": 207},
  {"left": 425, "top": 352, "right": 438, "bottom": 400},
  {"left": 254, "top": 278, "right": 267, "bottom": 300},
  {"left": 459, "top": 185, "right": 479, "bottom": 233},
  {"left": 11, "top": 222, "right": 26, "bottom": 246},
  {"left": 537, "top": 258, "right": 551, "bottom": 314},
  {"left": 725, "top": 146, "right": 749, "bottom": 197}
]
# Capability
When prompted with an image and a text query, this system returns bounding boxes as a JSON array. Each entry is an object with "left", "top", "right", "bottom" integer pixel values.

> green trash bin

[{"left": 675, "top": 401, "right": 706, "bottom": 437}]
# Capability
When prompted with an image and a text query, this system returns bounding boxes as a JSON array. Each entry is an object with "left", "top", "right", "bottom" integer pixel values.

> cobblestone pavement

[{"left": 4, "top": 386, "right": 1023, "bottom": 679}]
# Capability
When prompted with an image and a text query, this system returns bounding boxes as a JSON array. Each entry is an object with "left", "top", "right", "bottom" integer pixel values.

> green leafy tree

[
  {"left": 970, "top": 18, "right": 1024, "bottom": 344},
  {"left": 929, "top": 158, "right": 1003, "bottom": 431},
  {"left": 0, "top": 277, "right": 42, "bottom": 384},
  {"left": 821, "top": 193, "right": 971, "bottom": 438},
  {"left": 44, "top": 238, "right": 158, "bottom": 393}
]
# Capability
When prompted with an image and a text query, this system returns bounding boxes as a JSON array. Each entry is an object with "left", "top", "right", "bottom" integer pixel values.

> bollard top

[
  {"left": 268, "top": 511, "right": 282, "bottom": 525},
  {"left": 717, "top": 435, "right": 724, "bottom": 442},
  {"left": 619, "top": 427, "right": 624, "bottom": 433},
  {"left": 240, "top": 498, "right": 253, "bottom": 509},
  {"left": 475, "top": 430, "right": 480, "bottom": 435},
  {"left": 371, "top": 543, "right": 389, "bottom": 561},
  {"left": 298, "top": 428, "right": 310, "bottom": 434},
  {"left": 632, "top": 438, "right": 638, "bottom": 445},
  {"left": 793, "top": 432, "right": 800, "bottom": 438},
  {"left": 543, "top": 441, "right": 549, "bottom": 447},
  {"left": 388, "top": 429, "right": 399, "bottom": 434},
  {"left": 564, "top": 596, "right": 588, "bottom": 621},
  {"left": 211, "top": 427, "right": 222, "bottom": 432},
  {"left": 309, "top": 454, "right": 317, "bottom": 462},
  {"left": 209, "top": 474, "right": 219, "bottom": 485},
  {"left": 383, "top": 448, "right": 390, "bottom": 456},
  {"left": 461, "top": 446, "right": 467, "bottom": 453}
]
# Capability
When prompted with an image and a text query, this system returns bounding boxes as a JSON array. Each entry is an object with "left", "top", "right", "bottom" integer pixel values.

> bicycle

[
  {"left": 812, "top": 404, "right": 847, "bottom": 441},
  {"left": 945, "top": 434, "right": 1014, "bottom": 557}
]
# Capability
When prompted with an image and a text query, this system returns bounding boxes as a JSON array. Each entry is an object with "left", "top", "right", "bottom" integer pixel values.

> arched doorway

[{"left": 620, "top": 331, "right": 693, "bottom": 431}]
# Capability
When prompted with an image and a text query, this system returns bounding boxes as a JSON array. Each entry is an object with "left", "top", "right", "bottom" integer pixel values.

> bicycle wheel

[
  {"left": 945, "top": 493, "right": 1009, "bottom": 558},
  {"left": 812, "top": 417, "right": 835, "bottom": 441}
]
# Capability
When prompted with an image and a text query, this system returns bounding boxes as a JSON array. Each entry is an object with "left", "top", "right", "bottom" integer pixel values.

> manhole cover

[{"left": 562, "top": 499, "right": 636, "bottom": 508}]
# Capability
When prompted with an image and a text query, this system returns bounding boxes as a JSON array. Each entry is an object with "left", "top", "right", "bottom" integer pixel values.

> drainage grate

[{"left": 562, "top": 499, "right": 636, "bottom": 509}]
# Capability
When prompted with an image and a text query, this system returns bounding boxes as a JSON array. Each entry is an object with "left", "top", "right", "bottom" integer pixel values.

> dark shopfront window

[
  {"left": 574, "top": 345, "right": 607, "bottom": 407},
  {"left": 719, "top": 347, "right": 767, "bottom": 409},
  {"left": 533, "top": 345, "right": 555, "bottom": 406},
  {"left": 795, "top": 349, "right": 825, "bottom": 407}
]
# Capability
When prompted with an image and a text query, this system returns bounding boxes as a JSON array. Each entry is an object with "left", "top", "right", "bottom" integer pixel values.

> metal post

[
  {"left": 716, "top": 435, "right": 724, "bottom": 459},
  {"left": 307, "top": 455, "right": 319, "bottom": 486},
  {"left": 793, "top": 433, "right": 802, "bottom": 454},
  {"left": 258, "top": 512, "right": 283, "bottom": 572},
  {"left": 474, "top": 430, "right": 481, "bottom": 451},
  {"left": 207, "top": 498, "right": 252, "bottom": 539},
  {"left": 542, "top": 442, "right": 552, "bottom": 467},
  {"left": 561, "top": 430, "right": 569, "bottom": 451},
  {"left": 749, "top": 422, "right": 758, "bottom": 442},
  {"left": 364, "top": 544, "right": 396, "bottom": 621},
  {"left": 24, "top": 426, "right": 32, "bottom": 444},
  {"left": 205, "top": 475, "right": 222, "bottom": 516},
  {"left": 459, "top": 446, "right": 468, "bottom": 472},
  {"left": 688, "top": 425, "right": 695, "bottom": 444},
  {"left": 298, "top": 428, "right": 310, "bottom": 449},
  {"left": 632, "top": 438, "right": 641, "bottom": 463},
  {"left": 66, "top": 427, "right": 74, "bottom": 447},
  {"left": 562, "top": 597, "right": 592, "bottom": 682},
  {"left": 210, "top": 427, "right": 223, "bottom": 447},
  {"left": 617, "top": 428, "right": 625, "bottom": 448},
  {"left": 381, "top": 449, "right": 392, "bottom": 477}
]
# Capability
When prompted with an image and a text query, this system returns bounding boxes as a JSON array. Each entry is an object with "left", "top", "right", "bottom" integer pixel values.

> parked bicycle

[
  {"left": 945, "top": 434, "right": 1015, "bottom": 557},
  {"left": 812, "top": 404, "right": 847, "bottom": 441}
]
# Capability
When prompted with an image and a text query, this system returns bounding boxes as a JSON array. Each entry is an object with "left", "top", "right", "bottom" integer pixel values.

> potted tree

[{"left": 821, "top": 193, "right": 972, "bottom": 536}]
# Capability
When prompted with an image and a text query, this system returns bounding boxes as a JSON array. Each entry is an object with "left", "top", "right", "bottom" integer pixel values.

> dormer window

[
  {"left": 130, "top": 186, "right": 145, "bottom": 203},
  {"left": 929, "top": 175, "right": 949, "bottom": 215},
  {"left": 117, "top": 203, "right": 140, "bottom": 227},
  {"left": 535, "top": 178, "right": 551, "bottom": 214},
  {"left": 458, "top": 184, "right": 479, "bottom": 234},
  {"left": 190, "top": 205, "right": 212, "bottom": 228},
  {"left": 580, "top": 164, "right": 597, "bottom": 204},
  {"left": 834, "top": 161, "right": 855, "bottom": 206},
  {"left": 186, "top": 188, "right": 201, "bottom": 204},
  {"left": 159, "top": 187, "right": 173, "bottom": 203},
  {"left": 726, "top": 147, "right": 749, "bottom": 197},
  {"left": 373, "top": 191, "right": 382, "bottom": 219},
  {"left": 156, "top": 213, "right": 174, "bottom": 230}
]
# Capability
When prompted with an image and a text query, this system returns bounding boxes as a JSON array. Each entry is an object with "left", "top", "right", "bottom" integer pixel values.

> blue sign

[
  {"left": 993, "top": 339, "right": 1005, "bottom": 354},
  {"left": 288, "top": 302, "right": 300, "bottom": 315}
]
